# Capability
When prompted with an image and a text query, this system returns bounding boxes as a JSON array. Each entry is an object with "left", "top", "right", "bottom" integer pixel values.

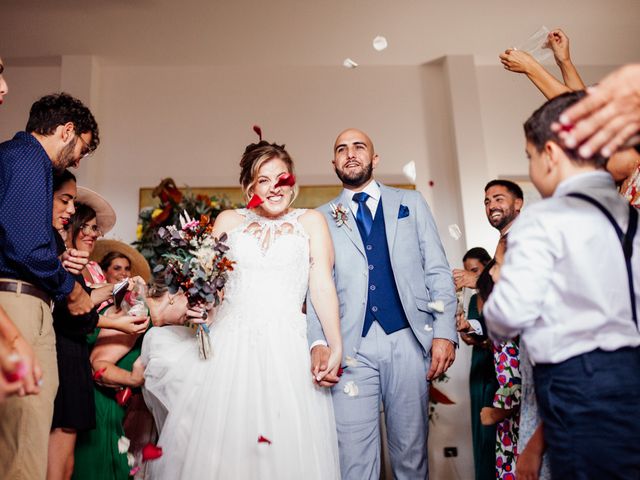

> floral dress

[
  {"left": 493, "top": 339, "right": 521, "bottom": 480},
  {"left": 620, "top": 162, "right": 640, "bottom": 207}
]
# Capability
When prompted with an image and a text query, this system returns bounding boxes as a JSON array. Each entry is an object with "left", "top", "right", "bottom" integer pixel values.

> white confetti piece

[
  {"left": 424, "top": 324, "right": 434, "bottom": 332},
  {"left": 345, "top": 356, "right": 358, "bottom": 368},
  {"left": 427, "top": 300, "right": 445, "bottom": 313},
  {"left": 373, "top": 36, "right": 388, "bottom": 51},
  {"left": 448, "top": 224, "right": 462, "bottom": 240},
  {"left": 118, "top": 436, "right": 130, "bottom": 454},
  {"left": 402, "top": 161, "right": 416, "bottom": 183},
  {"left": 343, "top": 381, "right": 359, "bottom": 397},
  {"left": 343, "top": 58, "right": 358, "bottom": 69},
  {"left": 127, "top": 453, "right": 135, "bottom": 467}
]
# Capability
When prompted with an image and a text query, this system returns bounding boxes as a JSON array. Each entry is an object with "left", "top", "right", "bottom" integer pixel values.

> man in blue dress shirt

[
  {"left": 0, "top": 93, "right": 99, "bottom": 479},
  {"left": 484, "top": 91, "right": 640, "bottom": 478}
]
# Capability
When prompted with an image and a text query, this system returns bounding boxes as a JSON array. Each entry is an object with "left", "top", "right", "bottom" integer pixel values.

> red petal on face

[
  {"left": 247, "top": 194, "right": 264, "bottom": 209},
  {"left": 92, "top": 367, "right": 107, "bottom": 381},
  {"left": 142, "top": 443, "right": 163, "bottom": 461},
  {"left": 274, "top": 173, "right": 296, "bottom": 188},
  {"left": 258, "top": 435, "right": 272, "bottom": 445},
  {"left": 253, "top": 125, "right": 263, "bottom": 141},
  {"left": 115, "top": 387, "right": 132, "bottom": 406}
]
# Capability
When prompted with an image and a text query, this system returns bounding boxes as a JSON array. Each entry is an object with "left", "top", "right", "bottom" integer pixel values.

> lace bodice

[{"left": 213, "top": 208, "right": 310, "bottom": 332}]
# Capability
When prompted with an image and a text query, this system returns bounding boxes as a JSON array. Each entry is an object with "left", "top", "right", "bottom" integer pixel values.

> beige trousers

[{"left": 0, "top": 284, "right": 58, "bottom": 480}]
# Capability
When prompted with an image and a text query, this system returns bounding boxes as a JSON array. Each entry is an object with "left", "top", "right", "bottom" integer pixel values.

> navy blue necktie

[{"left": 353, "top": 192, "right": 373, "bottom": 238}]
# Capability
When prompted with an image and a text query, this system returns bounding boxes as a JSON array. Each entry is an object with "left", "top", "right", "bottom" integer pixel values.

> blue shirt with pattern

[{"left": 0, "top": 131, "right": 75, "bottom": 298}]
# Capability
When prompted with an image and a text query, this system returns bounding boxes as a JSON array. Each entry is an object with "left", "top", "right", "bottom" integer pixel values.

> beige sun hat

[
  {"left": 90, "top": 239, "right": 152, "bottom": 282},
  {"left": 76, "top": 186, "right": 117, "bottom": 235}
]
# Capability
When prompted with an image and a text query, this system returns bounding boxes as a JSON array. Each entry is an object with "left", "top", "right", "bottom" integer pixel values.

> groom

[{"left": 308, "top": 128, "right": 457, "bottom": 479}]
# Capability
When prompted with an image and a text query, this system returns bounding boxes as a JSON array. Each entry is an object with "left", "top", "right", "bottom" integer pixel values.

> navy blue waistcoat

[{"left": 357, "top": 201, "right": 410, "bottom": 337}]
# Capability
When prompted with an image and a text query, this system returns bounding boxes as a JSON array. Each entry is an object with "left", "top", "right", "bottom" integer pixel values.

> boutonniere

[{"left": 330, "top": 203, "right": 352, "bottom": 230}]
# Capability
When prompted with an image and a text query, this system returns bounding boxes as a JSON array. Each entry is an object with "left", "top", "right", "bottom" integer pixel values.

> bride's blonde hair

[{"left": 239, "top": 141, "right": 299, "bottom": 206}]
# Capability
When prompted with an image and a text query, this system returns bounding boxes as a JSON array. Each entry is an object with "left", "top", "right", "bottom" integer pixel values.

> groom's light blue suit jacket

[{"left": 307, "top": 183, "right": 457, "bottom": 359}]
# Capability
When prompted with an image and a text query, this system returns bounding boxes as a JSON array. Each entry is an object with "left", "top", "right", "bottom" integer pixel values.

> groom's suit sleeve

[{"left": 414, "top": 193, "right": 458, "bottom": 345}]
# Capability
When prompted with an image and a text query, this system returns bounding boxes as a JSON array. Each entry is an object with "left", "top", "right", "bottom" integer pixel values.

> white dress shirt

[
  {"left": 345, "top": 180, "right": 381, "bottom": 219},
  {"left": 484, "top": 171, "right": 640, "bottom": 365}
]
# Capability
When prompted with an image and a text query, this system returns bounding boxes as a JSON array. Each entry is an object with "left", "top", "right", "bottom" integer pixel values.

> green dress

[
  {"left": 73, "top": 327, "right": 143, "bottom": 480},
  {"left": 468, "top": 294, "right": 499, "bottom": 480}
]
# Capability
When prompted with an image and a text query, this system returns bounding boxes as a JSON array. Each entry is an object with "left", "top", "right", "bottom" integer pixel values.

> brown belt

[{"left": 0, "top": 280, "right": 52, "bottom": 306}]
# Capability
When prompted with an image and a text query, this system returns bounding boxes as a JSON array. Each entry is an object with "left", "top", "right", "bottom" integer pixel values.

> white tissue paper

[{"left": 517, "top": 26, "right": 552, "bottom": 63}]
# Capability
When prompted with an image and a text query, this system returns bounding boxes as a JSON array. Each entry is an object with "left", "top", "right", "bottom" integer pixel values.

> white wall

[{"left": 0, "top": 64, "right": 61, "bottom": 141}]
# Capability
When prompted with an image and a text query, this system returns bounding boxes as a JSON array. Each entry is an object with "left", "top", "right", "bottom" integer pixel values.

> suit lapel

[
  {"left": 380, "top": 183, "right": 401, "bottom": 254},
  {"left": 332, "top": 190, "right": 366, "bottom": 257}
]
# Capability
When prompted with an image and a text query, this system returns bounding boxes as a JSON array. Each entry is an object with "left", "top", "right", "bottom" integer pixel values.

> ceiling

[{"left": 2, "top": 0, "right": 639, "bottom": 67}]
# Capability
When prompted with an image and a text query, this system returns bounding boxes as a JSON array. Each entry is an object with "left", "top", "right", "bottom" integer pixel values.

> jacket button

[
  {"left": 366, "top": 245, "right": 373, "bottom": 251},
  {"left": 372, "top": 306, "right": 378, "bottom": 312},
  {"left": 370, "top": 285, "right": 376, "bottom": 291},
  {"left": 368, "top": 265, "right": 374, "bottom": 270}
]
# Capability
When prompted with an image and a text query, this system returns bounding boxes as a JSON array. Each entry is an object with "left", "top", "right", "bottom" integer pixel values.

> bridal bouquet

[{"left": 154, "top": 211, "right": 234, "bottom": 359}]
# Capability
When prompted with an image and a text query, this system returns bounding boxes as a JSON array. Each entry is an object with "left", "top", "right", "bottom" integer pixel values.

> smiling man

[
  {"left": 307, "top": 128, "right": 457, "bottom": 479},
  {"left": 0, "top": 92, "right": 99, "bottom": 480}
]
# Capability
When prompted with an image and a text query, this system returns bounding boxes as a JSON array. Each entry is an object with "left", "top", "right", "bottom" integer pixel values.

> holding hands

[{"left": 310, "top": 344, "right": 342, "bottom": 388}]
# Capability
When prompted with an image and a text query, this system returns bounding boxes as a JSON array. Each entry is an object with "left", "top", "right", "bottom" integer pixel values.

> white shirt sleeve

[{"left": 484, "top": 210, "right": 559, "bottom": 342}]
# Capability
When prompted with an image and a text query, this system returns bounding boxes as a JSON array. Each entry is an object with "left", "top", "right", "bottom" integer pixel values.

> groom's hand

[
  {"left": 427, "top": 339, "right": 456, "bottom": 380},
  {"left": 311, "top": 345, "right": 339, "bottom": 387}
]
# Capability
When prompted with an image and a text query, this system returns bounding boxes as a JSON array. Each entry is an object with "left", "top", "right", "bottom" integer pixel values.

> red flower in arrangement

[
  {"left": 274, "top": 173, "right": 296, "bottom": 188},
  {"left": 92, "top": 367, "right": 107, "bottom": 381},
  {"left": 216, "top": 257, "right": 236, "bottom": 272},
  {"left": 115, "top": 387, "right": 132, "bottom": 406},
  {"left": 142, "top": 443, "right": 163, "bottom": 461},
  {"left": 247, "top": 194, "right": 264, "bottom": 209},
  {"left": 258, "top": 435, "right": 272, "bottom": 445}
]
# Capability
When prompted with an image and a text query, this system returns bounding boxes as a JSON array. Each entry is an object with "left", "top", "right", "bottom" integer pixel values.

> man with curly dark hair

[{"left": 0, "top": 92, "right": 99, "bottom": 479}]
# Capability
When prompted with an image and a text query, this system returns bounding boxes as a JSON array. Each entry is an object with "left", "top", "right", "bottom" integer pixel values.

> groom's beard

[{"left": 334, "top": 162, "right": 373, "bottom": 188}]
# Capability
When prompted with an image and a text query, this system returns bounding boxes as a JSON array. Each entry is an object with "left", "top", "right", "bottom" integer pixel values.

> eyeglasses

[
  {"left": 80, "top": 223, "right": 103, "bottom": 237},
  {"left": 76, "top": 133, "right": 94, "bottom": 158}
]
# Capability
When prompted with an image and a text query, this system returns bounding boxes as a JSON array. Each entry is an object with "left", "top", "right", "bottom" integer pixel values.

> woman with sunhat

[{"left": 48, "top": 185, "right": 150, "bottom": 480}]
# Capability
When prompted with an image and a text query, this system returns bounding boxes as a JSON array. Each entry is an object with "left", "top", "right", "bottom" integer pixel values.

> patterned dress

[
  {"left": 493, "top": 339, "right": 521, "bottom": 480},
  {"left": 620, "top": 162, "right": 640, "bottom": 207}
]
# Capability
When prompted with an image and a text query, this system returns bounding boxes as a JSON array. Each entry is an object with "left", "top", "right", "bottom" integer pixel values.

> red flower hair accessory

[{"left": 253, "top": 125, "right": 262, "bottom": 141}]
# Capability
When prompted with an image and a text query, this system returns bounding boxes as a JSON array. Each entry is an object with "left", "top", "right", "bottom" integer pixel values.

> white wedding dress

[{"left": 141, "top": 209, "right": 340, "bottom": 480}]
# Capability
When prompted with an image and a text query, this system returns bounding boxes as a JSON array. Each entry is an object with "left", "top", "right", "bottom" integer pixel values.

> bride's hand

[{"left": 312, "top": 345, "right": 342, "bottom": 387}]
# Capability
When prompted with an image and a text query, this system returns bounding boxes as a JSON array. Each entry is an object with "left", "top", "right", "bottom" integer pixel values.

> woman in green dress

[{"left": 457, "top": 247, "right": 497, "bottom": 480}]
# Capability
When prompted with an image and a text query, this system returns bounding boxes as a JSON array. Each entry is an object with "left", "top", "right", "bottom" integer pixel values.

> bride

[{"left": 141, "top": 137, "right": 342, "bottom": 479}]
